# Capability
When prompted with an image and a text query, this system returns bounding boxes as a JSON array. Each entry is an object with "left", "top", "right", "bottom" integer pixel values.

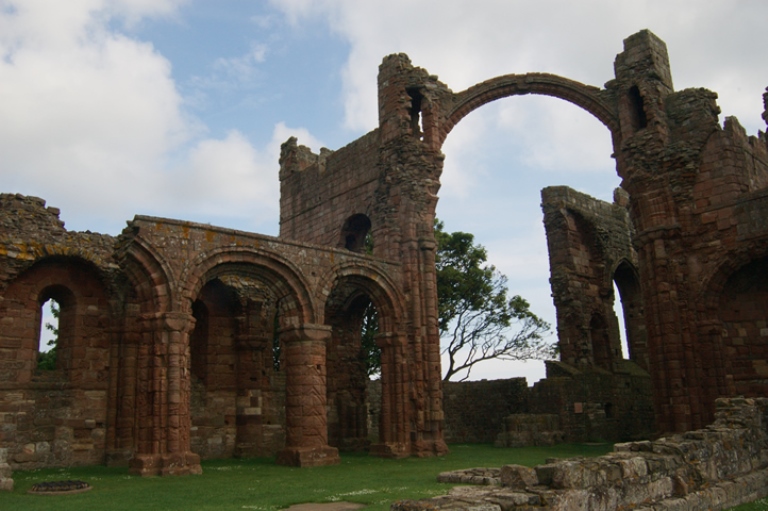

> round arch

[
  {"left": 699, "top": 242, "right": 768, "bottom": 312},
  {"left": 182, "top": 247, "right": 317, "bottom": 326},
  {"left": 319, "top": 262, "right": 406, "bottom": 452},
  {"left": 439, "top": 73, "right": 620, "bottom": 149},
  {"left": 119, "top": 237, "right": 175, "bottom": 314},
  {"left": 698, "top": 246, "right": 768, "bottom": 403},
  {"left": 318, "top": 262, "right": 406, "bottom": 331}
]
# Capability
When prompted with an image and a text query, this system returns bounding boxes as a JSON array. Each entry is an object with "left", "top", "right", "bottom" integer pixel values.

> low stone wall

[
  {"left": 442, "top": 379, "right": 529, "bottom": 444},
  {"left": 392, "top": 397, "right": 768, "bottom": 510},
  {"left": 495, "top": 414, "right": 564, "bottom": 448}
]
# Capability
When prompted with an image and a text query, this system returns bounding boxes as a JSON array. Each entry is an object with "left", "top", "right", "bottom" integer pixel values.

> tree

[
  {"left": 359, "top": 220, "right": 553, "bottom": 381},
  {"left": 37, "top": 300, "right": 59, "bottom": 370},
  {"left": 360, "top": 302, "right": 380, "bottom": 378},
  {"left": 435, "top": 220, "right": 553, "bottom": 381}
]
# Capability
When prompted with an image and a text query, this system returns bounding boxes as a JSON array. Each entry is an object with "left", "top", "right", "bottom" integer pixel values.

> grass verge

[
  {"left": 2, "top": 443, "right": 763, "bottom": 510},
  {"left": 0, "top": 443, "right": 610, "bottom": 511}
]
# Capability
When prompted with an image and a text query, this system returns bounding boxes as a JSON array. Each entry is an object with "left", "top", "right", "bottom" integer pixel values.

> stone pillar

[
  {"left": 0, "top": 448, "right": 12, "bottom": 491},
  {"left": 276, "top": 324, "right": 339, "bottom": 467},
  {"left": 416, "top": 237, "right": 449, "bottom": 457},
  {"left": 129, "top": 312, "right": 202, "bottom": 476},
  {"left": 370, "top": 332, "right": 410, "bottom": 458}
]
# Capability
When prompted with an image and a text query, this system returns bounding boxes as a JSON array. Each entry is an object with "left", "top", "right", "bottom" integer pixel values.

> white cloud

[
  {"left": 0, "top": 0, "right": 332, "bottom": 236},
  {"left": 0, "top": 0, "right": 194, "bottom": 230},
  {"left": 272, "top": 0, "right": 768, "bottom": 135},
  {"left": 161, "top": 123, "right": 324, "bottom": 233}
]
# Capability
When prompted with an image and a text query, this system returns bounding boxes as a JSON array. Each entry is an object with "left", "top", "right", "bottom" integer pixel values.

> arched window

[
  {"left": 37, "top": 298, "right": 59, "bottom": 370},
  {"left": 612, "top": 261, "right": 648, "bottom": 370},
  {"left": 340, "top": 214, "right": 372, "bottom": 253},
  {"left": 36, "top": 285, "right": 75, "bottom": 374},
  {"left": 628, "top": 85, "right": 647, "bottom": 132}
]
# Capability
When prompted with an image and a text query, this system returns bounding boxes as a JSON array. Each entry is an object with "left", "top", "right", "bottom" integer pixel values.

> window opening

[
  {"left": 628, "top": 85, "right": 647, "bottom": 131},
  {"left": 361, "top": 301, "right": 380, "bottom": 378},
  {"left": 613, "top": 282, "right": 630, "bottom": 359},
  {"left": 406, "top": 87, "right": 424, "bottom": 140},
  {"left": 272, "top": 311, "right": 281, "bottom": 371},
  {"left": 341, "top": 214, "right": 372, "bottom": 252},
  {"left": 38, "top": 298, "right": 59, "bottom": 370}
]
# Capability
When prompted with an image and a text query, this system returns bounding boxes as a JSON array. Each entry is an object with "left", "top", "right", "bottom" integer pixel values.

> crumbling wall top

[
  {"left": 0, "top": 193, "right": 116, "bottom": 284},
  {"left": 0, "top": 193, "right": 66, "bottom": 234}
]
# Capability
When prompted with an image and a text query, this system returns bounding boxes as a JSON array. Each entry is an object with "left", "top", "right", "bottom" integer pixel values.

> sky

[{"left": 5, "top": 0, "right": 767, "bottom": 384}]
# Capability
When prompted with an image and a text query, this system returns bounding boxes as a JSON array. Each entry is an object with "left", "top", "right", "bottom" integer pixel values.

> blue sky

[{"left": 4, "top": 0, "right": 767, "bottom": 383}]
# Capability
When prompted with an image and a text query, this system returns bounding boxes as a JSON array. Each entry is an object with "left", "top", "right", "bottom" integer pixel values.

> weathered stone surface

[
  {"left": 2, "top": 29, "right": 768, "bottom": 487},
  {"left": 499, "top": 464, "right": 538, "bottom": 489},
  {"left": 0, "top": 448, "right": 12, "bottom": 491},
  {"left": 437, "top": 468, "right": 501, "bottom": 486},
  {"left": 403, "top": 398, "right": 768, "bottom": 510}
]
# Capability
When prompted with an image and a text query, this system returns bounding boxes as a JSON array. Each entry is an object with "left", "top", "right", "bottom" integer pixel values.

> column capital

[{"left": 279, "top": 324, "right": 332, "bottom": 343}]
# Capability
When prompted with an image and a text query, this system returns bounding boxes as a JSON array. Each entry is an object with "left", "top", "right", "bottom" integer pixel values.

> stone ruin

[
  {"left": 1, "top": 28, "right": 768, "bottom": 494},
  {"left": 394, "top": 397, "right": 768, "bottom": 511}
]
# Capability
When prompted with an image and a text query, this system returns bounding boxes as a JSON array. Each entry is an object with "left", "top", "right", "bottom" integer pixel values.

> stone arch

[
  {"left": 0, "top": 255, "right": 112, "bottom": 384},
  {"left": 183, "top": 248, "right": 316, "bottom": 326},
  {"left": 119, "top": 237, "right": 174, "bottom": 313},
  {"left": 180, "top": 249, "right": 321, "bottom": 461},
  {"left": 187, "top": 276, "right": 275, "bottom": 459},
  {"left": 702, "top": 251, "right": 768, "bottom": 400},
  {"left": 320, "top": 263, "right": 405, "bottom": 452},
  {"left": 318, "top": 262, "right": 405, "bottom": 330},
  {"left": 439, "top": 73, "right": 620, "bottom": 149}
]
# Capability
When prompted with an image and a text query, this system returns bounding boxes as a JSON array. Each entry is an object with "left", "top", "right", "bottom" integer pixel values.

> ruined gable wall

[
  {"left": 279, "top": 131, "right": 383, "bottom": 251},
  {"left": 0, "top": 194, "right": 119, "bottom": 470},
  {"left": 541, "top": 186, "right": 639, "bottom": 371}
]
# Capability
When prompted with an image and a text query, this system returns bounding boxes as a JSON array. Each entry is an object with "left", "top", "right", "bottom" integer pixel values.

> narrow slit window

[
  {"left": 406, "top": 87, "right": 424, "bottom": 140},
  {"left": 628, "top": 85, "right": 647, "bottom": 131},
  {"left": 38, "top": 298, "right": 59, "bottom": 370}
]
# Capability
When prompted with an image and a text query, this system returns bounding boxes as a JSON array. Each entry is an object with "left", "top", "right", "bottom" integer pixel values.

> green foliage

[
  {"left": 435, "top": 220, "right": 553, "bottom": 381},
  {"left": 359, "top": 220, "right": 553, "bottom": 381},
  {"left": 730, "top": 498, "right": 768, "bottom": 511},
  {"left": 361, "top": 302, "right": 381, "bottom": 378},
  {"left": 2, "top": 443, "right": 612, "bottom": 511},
  {"left": 37, "top": 300, "right": 59, "bottom": 371},
  {"left": 272, "top": 312, "right": 281, "bottom": 371}
]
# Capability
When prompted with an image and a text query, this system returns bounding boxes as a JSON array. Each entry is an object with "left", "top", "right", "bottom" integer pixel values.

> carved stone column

[
  {"left": 276, "top": 324, "right": 340, "bottom": 467},
  {"left": 129, "top": 312, "right": 202, "bottom": 476},
  {"left": 369, "top": 331, "right": 410, "bottom": 458}
]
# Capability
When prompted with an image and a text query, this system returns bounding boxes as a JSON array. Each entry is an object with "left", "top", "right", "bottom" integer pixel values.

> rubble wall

[{"left": 394, "top": 397, "right": 768, "bottom": 511}]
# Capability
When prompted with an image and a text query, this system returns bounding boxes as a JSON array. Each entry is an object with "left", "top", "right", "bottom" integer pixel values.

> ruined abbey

[{"left": 1, "top": 30, "right": 768, "bottom": 484}]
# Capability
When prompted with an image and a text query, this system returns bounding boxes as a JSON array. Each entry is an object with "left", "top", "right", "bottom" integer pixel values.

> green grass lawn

[{"left": 0, "top": 443, "right": 763, "bottom": 510}]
